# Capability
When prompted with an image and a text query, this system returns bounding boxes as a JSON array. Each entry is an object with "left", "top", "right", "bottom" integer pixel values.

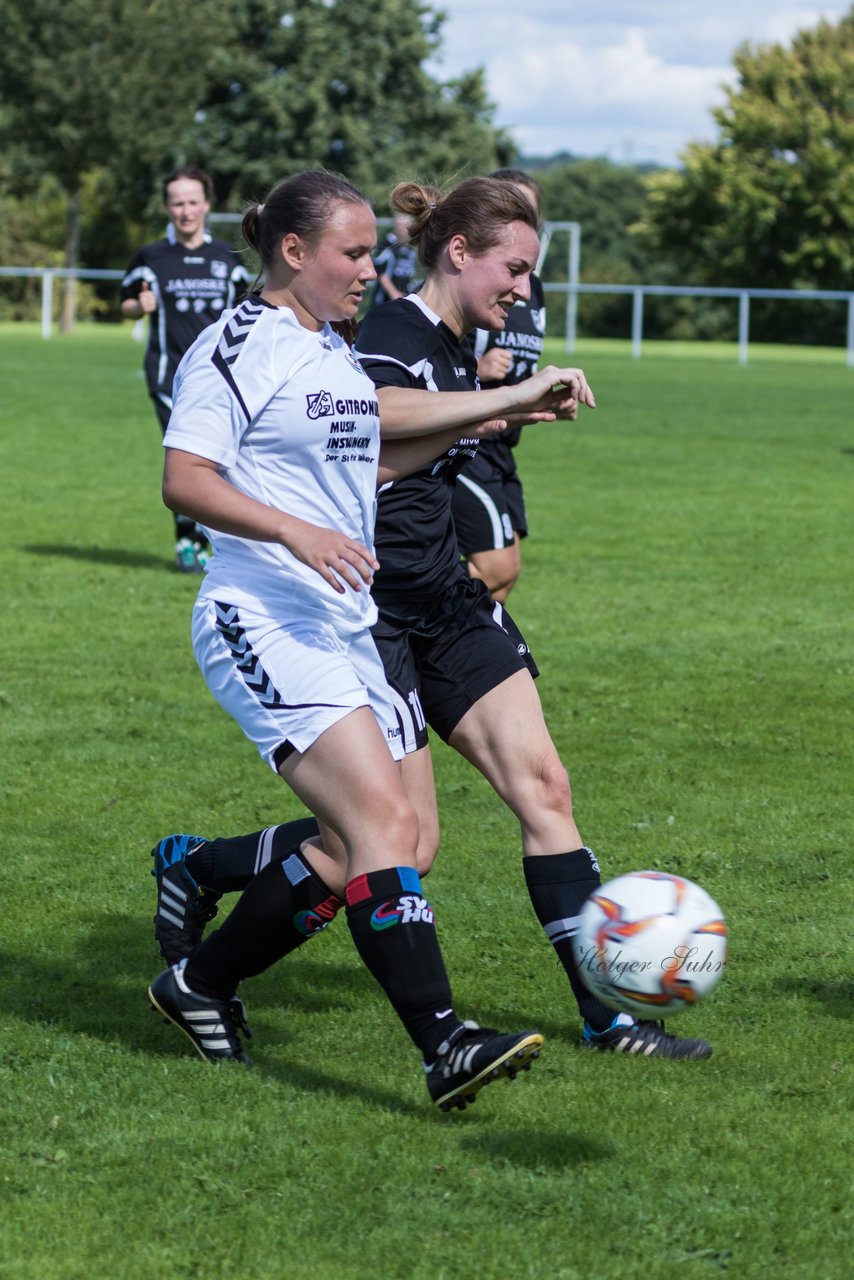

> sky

[{"left": 428, "top": 1, "right": 852, "bottom": 165}]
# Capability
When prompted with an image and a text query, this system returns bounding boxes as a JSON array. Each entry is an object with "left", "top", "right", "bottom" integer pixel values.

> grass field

[{"left": 0, "top": 324, "right": 851, "bottom": 1279}]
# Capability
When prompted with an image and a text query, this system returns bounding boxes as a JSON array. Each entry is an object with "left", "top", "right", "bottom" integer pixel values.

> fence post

[
  {"left": 566, "top": 224, "right": 580, "bottom": 353},
  {"left": 738, "top": 292, "right": 750, "bottom": 365},
  {"left": 847, "top": 296, "right": 854, "bottom": 370},
  {"left": 631, "top": 288, "right": 644, "bottom": 359},
  {"left": 41, "top": 271, "right": 54, "bottom": 339}
]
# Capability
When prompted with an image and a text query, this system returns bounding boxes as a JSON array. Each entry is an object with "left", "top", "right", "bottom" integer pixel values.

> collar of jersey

[{"left": 404, "top": 292, "right": 443, "bottom": 329}]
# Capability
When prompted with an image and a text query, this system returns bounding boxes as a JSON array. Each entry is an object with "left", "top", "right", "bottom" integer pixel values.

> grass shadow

[
  {"left": 773, "top": 974, "right": 852, "bottom": 1019},
  {"left": 22, "top": 542, "right": 172, "bottom": 572},
  {"left": 255, "top": 1057, "right": 422, "bottom": 1117},
  {"left": 1, "top": 914, "right": 448, "bottom": 1105},
  {"left": 464, "top": 1005, "right": 582, "bottom": 1045},
  {"left": 464, "top": 1128, "right": 617, "bottom": 1169},
  {"left": 0, "top": 915, "right": 378, "bottom": 1057}
]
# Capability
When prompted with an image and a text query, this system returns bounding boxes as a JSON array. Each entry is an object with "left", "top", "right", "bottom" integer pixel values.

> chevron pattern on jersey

[
  {"left": 217, "top": 298, "right": 265, "bottom": 366},
  {"left": 214, "top": 602, "right": 286, "bottom": 709},
  {"left": 211, "top": 298, "right": 266, "bottom": 421}
]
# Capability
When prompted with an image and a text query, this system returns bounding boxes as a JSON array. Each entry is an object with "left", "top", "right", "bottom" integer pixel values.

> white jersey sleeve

[{"left": 166, "top": 297, "right": 307, "bottom": 466}]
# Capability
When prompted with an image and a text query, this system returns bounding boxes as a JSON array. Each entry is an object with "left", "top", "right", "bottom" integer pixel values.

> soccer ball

[{"left": 575, "top": 871, "right": 727, "bottom": 1018}]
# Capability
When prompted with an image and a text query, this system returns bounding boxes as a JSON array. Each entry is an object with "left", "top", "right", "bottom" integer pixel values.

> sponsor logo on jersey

[
  {"left": 370, "top": 894, "right": 434, "bottom": 930},
  {"left": 334, "top": 396, "right": 379, "bottom": 416},
  {"left": 165, "top": 277, "right": 228, "bottom": 295},
  {"left": 307, "top": 390, "right": 335, "bottom": 418}
]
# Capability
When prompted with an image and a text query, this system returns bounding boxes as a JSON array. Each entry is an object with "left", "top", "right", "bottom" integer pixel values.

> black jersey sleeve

[
  {"left": 355, "top": 299, "right": 448, "bottom": 392},
  {"left": 120, "top": 245, "right": 155, "bottom": 301}
]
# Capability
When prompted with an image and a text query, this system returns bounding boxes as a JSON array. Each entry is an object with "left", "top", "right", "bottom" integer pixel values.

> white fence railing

[
  {"left": 2, "top": 264, "right": 852, "bottom": 366},
  {"left": 544, "top": 281, "right": 854, "bottom": 366}
]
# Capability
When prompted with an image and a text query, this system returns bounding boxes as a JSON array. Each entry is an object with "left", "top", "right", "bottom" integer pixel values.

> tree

[
  {"left": 528, "top": 156, "right": 656, "bottom": 338},
  {"left": 0, "top": 0, "right": 228, "bottom": 326},
  {"left": 187, "top": 0, "right": 513, "bottom": 209},
  {"left": 635, "top": 6, "right": 854, "bottom": 300}
]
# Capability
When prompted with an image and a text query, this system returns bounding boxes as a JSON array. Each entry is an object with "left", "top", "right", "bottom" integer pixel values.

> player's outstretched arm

[{"left": 375, "top": 366, "right": 594, "bottom": 440}]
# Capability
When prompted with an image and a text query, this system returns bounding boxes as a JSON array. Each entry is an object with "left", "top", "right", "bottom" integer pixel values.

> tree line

[{"left": 0, "top": 0, "right": 851, "bottom": 344}]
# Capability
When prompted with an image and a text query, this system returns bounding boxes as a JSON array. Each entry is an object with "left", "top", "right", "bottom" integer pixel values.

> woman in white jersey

[{"left": 146, "top": 170, "right": 593, "bottom": 1109}]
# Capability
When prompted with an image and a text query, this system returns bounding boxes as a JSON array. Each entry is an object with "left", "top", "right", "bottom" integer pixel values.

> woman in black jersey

[
  {"left": 152, "top": 177, "right": 710, "bottom": 1061},
  {"left": 356, "top": 179, "right": 705, "bottom": 1059},
  {"left": 449, "top": 169, "right": 545, "bottom": 602},
  {"left": 121, "top": 166, "right": 252, "bottom": 573}
]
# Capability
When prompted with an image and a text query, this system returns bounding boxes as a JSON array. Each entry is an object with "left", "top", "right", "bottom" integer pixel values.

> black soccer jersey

[
  {"left": 121, "top": 237, "right": 250, "bottom": 397},
  {"left": 370, "top": 234, "right": 420, "bottom": 307},
  {"left": 354, "top": 295, "right": 479, "bottom": 599},
  {"left": 474, "top": 274, "right": 546, "bottom": 389},
  {"left": 471, "top": 273, "right": 546, "bottom": 467}
]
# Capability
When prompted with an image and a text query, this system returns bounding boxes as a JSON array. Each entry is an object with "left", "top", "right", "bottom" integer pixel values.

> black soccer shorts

[
  {"left": 371, "top": 573, "right": 538, "bottom": 748},
  {"left": 450, "top": 469, "right": 528, "bottom": 554}
]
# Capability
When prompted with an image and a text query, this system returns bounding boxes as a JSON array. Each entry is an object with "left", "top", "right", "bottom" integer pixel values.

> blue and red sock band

[{"left": 345, "top": 866, "right": 422, "bottom": 908}]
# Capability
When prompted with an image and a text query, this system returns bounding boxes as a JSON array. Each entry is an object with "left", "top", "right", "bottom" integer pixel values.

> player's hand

[
  {"left": 468, "top": 417, "right": 510, "bottom": 439},
  {"left": 509, "top": 364, "right": 595, "bottom": 415},
  {"left": 284, "top": 520, "right": 379, "bottom": 594},
  {"left": 138, "top": 282, "right": 157, "bottom": 315},
  {"left": 477, "top": 348, "right": 513, "bottom": 382},
  {"left": 470, "top": 410, "right": 559, "bottom": 437}
]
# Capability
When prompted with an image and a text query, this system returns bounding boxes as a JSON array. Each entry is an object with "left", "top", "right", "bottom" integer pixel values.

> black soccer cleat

[
  {"left": 581, "top": 1014, "right": 712, "bottom": 1059},
  {"left": 151, "top": 834, "right": 221, "bottom": 964},
  {"left": 425, "top": 1021, "right": 544, "bottom": 1112},
  {"left": 148, "top": 962, "right": 252, "bottom": 1064}
]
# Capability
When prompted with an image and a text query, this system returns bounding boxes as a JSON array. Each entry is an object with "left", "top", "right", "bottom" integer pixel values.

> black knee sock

[
  {"left": 183, "top": 849, "right": 342, "bottom": 999},
  {"left": 345, "top": 867, "right": 462, "bottom": 1061},
  {"left": 523, "top": 848, "right": 616, "bottom": 1031},
  {"left": 186, "top": 817, "right": 321, "bottom": 893}
]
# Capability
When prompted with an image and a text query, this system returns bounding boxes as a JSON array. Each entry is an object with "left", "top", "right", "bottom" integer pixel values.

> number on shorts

[{"left": 407, "top": 688, "right": 426, "bottom": 732}]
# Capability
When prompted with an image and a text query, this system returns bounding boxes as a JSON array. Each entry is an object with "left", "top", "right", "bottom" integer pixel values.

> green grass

[{"left": 0, "top": 324, "right": 851, "bottom": 1279}]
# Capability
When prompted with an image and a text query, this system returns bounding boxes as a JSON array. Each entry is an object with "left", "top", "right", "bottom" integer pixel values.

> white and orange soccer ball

[{"left": 575, "top": 871, "right": 728, "bottom": 1018}]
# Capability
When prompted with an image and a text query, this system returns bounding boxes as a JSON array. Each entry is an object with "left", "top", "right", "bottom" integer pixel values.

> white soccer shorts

[{"left": 192, "top": 597, "right": 405, "bottom": 770}]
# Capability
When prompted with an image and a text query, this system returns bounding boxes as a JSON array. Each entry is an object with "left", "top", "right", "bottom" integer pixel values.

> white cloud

[{"left": 431, "top": 0, "right": 852, "bottom": 164}]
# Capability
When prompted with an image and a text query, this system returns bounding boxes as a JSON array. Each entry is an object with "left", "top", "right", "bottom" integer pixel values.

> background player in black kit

[
  {"left": 369, "top": 211, "right": 418, "bottom": 306},
  {"left": 150, "top": 177, "right": 710, "bottom": 1059},
  {"left": 450, "top": 169, "right": 546, "bottom": 602},
  {"left": 121, "top": 166, "right": 251, "bottom": 573}
]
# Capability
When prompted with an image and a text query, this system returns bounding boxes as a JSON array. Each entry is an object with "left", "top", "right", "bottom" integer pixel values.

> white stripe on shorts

[
  {"left": 254, "top": 826, "right": 278, "bottom": 875},
  {"left": 456, "top": 473, "right": 506, "bottom": 550}
]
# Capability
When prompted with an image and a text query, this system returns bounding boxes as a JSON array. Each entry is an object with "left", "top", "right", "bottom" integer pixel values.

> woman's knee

[{"left": 539, "top": 754, "right": 573, "bottom": 812}]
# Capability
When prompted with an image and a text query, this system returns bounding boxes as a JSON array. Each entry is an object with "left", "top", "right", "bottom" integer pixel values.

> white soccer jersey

[{"left": 165, "top": 296, "right": 381, "bottom": 633}]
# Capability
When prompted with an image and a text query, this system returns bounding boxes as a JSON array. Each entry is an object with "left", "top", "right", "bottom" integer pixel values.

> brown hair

[
  {"left": 391, "top": 177, "right": 540, "bottom": 271},
  {"left": 162, "top": 166, "right": 213, "bottom": 204},
  {"left": 242, "top": 171, "right": 370, "bottom": 343},
  {"left": 242, "top": 170, "right": 370, "bottom": 273},
  {"left": 489, "top": 167, "right": 543, "bottom": 219}
]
